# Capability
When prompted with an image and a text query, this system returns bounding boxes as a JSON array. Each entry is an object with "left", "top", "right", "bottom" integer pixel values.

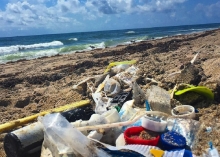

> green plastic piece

[
  {"left": 114, "top": 106, "right": 121, "bottom": 112},
  {"left": 174, "top": 84, "right": 214, "bottom": 100}
]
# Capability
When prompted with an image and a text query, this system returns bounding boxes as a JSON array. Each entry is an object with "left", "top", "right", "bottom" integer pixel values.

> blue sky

[{"left": 0, "top": 0, "right": 220, "bottom": 37}]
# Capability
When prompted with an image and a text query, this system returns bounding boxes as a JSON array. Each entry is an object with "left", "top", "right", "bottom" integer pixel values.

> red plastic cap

[{"left": 124, "top": 126, "right": 160, "bottom": 146}]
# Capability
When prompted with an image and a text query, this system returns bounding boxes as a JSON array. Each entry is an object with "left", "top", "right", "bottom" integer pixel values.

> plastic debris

[
  {"left": 132, "top": 81, "right": 146, "bottom": 107},
  {"left": 104, "top": 60, "right": 136, "bottom": 74},
  {"left": 39, "top": 113, "right": 109, "bottom": 157},
  {"left": 167, "top": 118, "right": 200, "bottom": 148},
  {"left": 141, "top": 114, "right": 167, "bottom": 132},
  {"left": 160, "top": 131, "right": 186, "bottom": 150},
  {"left": 104, "top": 78, "right": 121, "bottom": 96},
  {"left": 171, "top": 105, "right": 196, "bottom": 119},
  {"left": 5, "top": 61, "right": 219, "bottom": 157},
  {"left": 174, "top": 84, "right": 214, "bottom": 100}
]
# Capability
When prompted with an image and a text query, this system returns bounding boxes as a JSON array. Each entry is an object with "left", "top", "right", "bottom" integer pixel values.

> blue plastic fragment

[{"left": 145, "top": 100, "right": 151, "bottom": 111}]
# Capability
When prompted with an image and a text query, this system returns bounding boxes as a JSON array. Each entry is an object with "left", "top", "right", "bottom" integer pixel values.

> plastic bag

[
  {"left": 92, "top": 92, "right": 112, "bottom": 114},
  {"left": 39, "top": 113, "right": 109, "bottom": 157},
  {"left": 104, "top": 78, "right": 121, "bottom": 96},
  {"left": 115, "top": 66, "right": 139, "bottom": 87}
]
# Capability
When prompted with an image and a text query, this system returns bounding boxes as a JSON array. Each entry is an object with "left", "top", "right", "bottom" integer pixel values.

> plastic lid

[
  {"left": 160, "top": 131, "right": 186, "bottom": 150},
  {"left": 124, "top": 126, "right": 160, "bottom": 146}
]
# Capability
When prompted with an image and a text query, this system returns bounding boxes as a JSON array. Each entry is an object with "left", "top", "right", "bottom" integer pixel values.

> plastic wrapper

[
  {"left": 104, "top": 78, "right": 121, "bottom": 96},
  {"left": 167, "top": 118, "right": 201, "bottom": 149},
  {"left": 115, "top": 66, "right": 139, "bottom": 87},
  {"left": 92, "top": 92, "right": 112, "bottom": 114}
]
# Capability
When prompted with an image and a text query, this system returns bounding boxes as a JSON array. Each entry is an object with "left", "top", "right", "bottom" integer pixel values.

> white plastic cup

[{"left": 171, "top": 105, "right": 195, "bottom": 119}]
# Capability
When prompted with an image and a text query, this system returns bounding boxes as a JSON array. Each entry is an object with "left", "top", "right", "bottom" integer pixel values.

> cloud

[
  {"left": 0, "top": 0, "right": 82, "bottom": 30},
  {"left": 195, "top": 1, "right": 220, "bottom": 17},
  {"left": 0, "top": 0, "right": 188, "bottom": 36},
  {"left": 84, "top": 0, "right": 187, "bottom": 15}
]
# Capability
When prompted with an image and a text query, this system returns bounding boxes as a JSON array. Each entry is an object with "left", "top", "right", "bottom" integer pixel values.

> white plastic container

[
  {"left": 171, "top": 105, "right": 195, "bottom": 119},
  {"left": 141, "top": 115, "right": 167, "bottom": 132}
]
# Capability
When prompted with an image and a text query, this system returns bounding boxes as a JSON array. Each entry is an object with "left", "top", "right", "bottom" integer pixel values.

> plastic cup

[{"left": 171, "top": 105, "right": 195, "bottom": 119}]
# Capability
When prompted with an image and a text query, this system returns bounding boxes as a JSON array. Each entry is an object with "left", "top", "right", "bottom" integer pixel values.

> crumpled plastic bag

[{"left": 39, "top": 113, "right": 109, "bottom": 157}]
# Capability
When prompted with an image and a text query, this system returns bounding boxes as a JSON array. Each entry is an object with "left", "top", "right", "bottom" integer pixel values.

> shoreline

[
  {"left": 1, "top": 27, "right": 219, "bottom": 65},
  {"left": 0, "top": 28, "right": 220, "bottom": 156}
]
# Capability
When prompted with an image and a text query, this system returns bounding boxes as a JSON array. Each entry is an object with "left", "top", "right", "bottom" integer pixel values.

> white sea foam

[
  {"left": 68, "top": 38, "right": 78, "bottom": 41},
  {"left": 125, "top": 31, "right": 135, "bottom": 34},
  {"left": 0, "top": 41, "right": 63, "bottom": 54},
  {"left": 0, "top": 49, "right": 59, "bottom": 64}
]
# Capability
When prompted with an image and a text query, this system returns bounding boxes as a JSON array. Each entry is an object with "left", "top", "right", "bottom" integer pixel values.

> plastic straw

[{"left": 74, "top": 111, "right": 170, "bottom": 131}]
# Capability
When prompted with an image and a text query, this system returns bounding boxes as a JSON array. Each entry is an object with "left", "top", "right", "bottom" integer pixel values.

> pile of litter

[{"left": 2, "top": 60, "right": 219, "bottom": 157}]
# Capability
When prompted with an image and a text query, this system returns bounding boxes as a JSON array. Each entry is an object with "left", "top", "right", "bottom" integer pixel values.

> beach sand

[{"left": 0, "top": 28, "right": 220, "bottom": 156}]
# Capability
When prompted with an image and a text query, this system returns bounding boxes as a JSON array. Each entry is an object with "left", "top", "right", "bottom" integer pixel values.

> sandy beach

[{"left": 0, "top": 28, "right": 220, "bottom": 156}]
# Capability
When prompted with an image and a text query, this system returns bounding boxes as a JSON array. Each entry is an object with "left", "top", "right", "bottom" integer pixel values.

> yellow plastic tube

[{"left": 0, "top": 100, "right": 90, "bottom": 133}]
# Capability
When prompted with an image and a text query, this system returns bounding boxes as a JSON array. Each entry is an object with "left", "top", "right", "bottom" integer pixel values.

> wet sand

[{"left": 0, "top": 28, "right": 220, "bottom": 156}]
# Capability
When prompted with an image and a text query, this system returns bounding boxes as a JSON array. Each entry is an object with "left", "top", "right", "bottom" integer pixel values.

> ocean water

[{"left": 0, "top": 23, "right": 220, "bottom": 64}]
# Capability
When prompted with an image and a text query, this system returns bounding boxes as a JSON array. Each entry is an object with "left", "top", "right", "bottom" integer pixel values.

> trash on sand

[
  {"left": 92, "top": 92, "right": 112, "bottom": 114},
  {"left": 0, "top": 100, "right": 90, "bottom": 134},
  {"left": 39, "top": 113, "right": 109, "bottom": 157},
  {"left": 132, "top": 81, "right": 146, "bottom": 107},
  {"left": 119, "top": 100, "right": 137, "bottom": 122},
  {"left": 4, "top": 104, "right": 94, "bottom": 157},
  {"left": 5, "top": 60, "right": 220, "bottom": 157},
  {"left": 167, "top": 118, "right": 200, "bottom": 148},
  {"left": 104, "top": 60, "right": 136, "bottom": 74},
  {"left": 206, "top": 127, "right": 212, "bottom": 133},
  {"left": 104, "top": 78, "right": 121, "bottom": 96},
  {"left": 124, "top": 126, "right": 160, "bottom": 146},
  {"left": 110, "top": 91, "right": 132, "bottom": 108},
  {"left": 160, "top": 131, "right": 186, "bottom": 150},
  {"left": 115, "top": 66, "right": 139, "bottom": 87},
  {"left": 75, "top": 110, "right": 169, "bottom": 132},
  {"left": 146, "top": 85, "right": 172, "bottom": 114},
  {"left": 202, "top": 142, "right": 220, "bottom": 157},
  {"left": 150, "top": 149, "right": 192, "bottom": 157},
  {"left": 171, "top": 105, "right": 196, "bottom": 119},
  {"left": 141, "top": 114, "right": 167, "bottom": 132},
  {"left": 95, "top": 74, "right": 110, "bottom": 93}
]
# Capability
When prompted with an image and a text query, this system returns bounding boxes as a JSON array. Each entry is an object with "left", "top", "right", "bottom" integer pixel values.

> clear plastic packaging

[
  {"left": 104, "top": 78, "right": 121, "bottom": 96},
  {"left": 167, "top": 118, "right": 200, "bottom": 148},
  {"left": 92, "top": 92, "right": 112, "bottom": 114},
  {"left": 39, "top": 113, "right": 109, "bottom": 157}
]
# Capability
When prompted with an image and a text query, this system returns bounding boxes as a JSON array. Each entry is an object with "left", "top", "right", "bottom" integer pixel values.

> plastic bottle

[{"left": 4, "top": 104, "right": 95, "bottom": 157}]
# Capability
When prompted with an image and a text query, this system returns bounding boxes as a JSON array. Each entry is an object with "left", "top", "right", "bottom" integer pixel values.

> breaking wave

[{"left": 0, "top": 41, "right": 63, "bottom": 54}]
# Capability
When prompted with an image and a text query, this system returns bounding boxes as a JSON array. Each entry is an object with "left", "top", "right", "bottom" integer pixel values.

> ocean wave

[
  {"left": 0, "top": 41, "right": 63, "bottom": 54},
  {"left": 0, "top": 49, "right": 59, "bottom": 63},
  {"left": 59, "top": 42, "right": 106, "bottom": 53},
  {"left": 68, "top": 38, "right": 78, "bottom": 41},
  {"left": 125, "top": 31, "right": 135, "bottom": 34}
]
